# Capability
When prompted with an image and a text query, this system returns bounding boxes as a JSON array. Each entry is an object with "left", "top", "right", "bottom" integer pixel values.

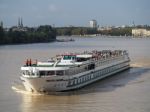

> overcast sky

[{"left": 0, "top": 0, "right": 150, "bottom": 27}]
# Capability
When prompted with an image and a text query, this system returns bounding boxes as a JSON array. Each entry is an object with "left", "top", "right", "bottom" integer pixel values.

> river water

[{"left": 0, "top": 36, "right": 150, "bottom": 112}]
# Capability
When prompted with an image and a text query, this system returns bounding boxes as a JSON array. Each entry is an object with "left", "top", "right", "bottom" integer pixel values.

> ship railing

[
  {"left": 64, "top": 54, "right": 127, "bottom": 76},
  {"left": 65, "top": 60, "right": 95, "bottom": 76},
  {"left": 94, "top": 55, "right": 126, "bottom": 69}
]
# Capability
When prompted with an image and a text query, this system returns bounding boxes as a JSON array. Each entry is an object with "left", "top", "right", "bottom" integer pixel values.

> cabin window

[
  {"left": 22, "top": 71, "right": 27, "bottom": 75},
  {"left": 76, "top": 58, "right": 89, "bottom": 62},
  {"left": 78, "top": 78, "right": 80, "bottom": 83},
  {"left": 88, "top": 64, "right": 95, "bottom": 70},
  {"left": 39, "top": 71, "right": 46, "bottom": 76},
  {"left": 56, "top": 70, "right": 64, "bottom": 76},
  {"left": 47, "top": 71, "right": 55, "bottom": 76},
  {"left": 70, "top": 79, "right": 74, "bottom": 85},
  {"left": 74, "top": 79, "right": 77, "bottom": 85},
  {"left": 23, "top": 70, "right": 33, "bottom": 76},
  {"left": 82, "top": 77, "right": 85, "bottom": 82},
  {"left": 22, "top": 72, "right": 26, "bottom": 75},
  {"left": 72, "top": 56, "right": 76, "bottom": 60},
  {"left": 63, "top": 55, "right": 72, "bottom": 60}
]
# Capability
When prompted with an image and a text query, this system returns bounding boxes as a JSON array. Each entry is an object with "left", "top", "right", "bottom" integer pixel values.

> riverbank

[
  {"left": 0, "top": 25, "right": 56, "bottom": 45},
  {"left": 57, "top": 35, "right": 150, "bottom": 39}
]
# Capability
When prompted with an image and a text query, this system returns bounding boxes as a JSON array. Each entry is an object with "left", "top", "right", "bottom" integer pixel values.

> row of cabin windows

[
  {"left": 68, "top": 62, "right": 128, "bottom": 86},
  {"left": 49, "top": 62, "right": 129, "bottom": 88},
  {"left": 94, "top": 62, "right": 128, "bottom": 78},
  {"left": 69, "top": 60, "right": 127, "bottom": 77},
  {"left": 39, "top": 71, "right": 64, "bottom": 76},
  {"left": 93, "top": 62, "right": 128, "bottom": 78},
  {"left": 69, "top": 63, "right": 128, "bottom": 86},
  {"left": 69, "top": 74, "right": 92, "bottom": 86},
  {"left": 24, "top": 63, "right": 95, "bottom": 76},
  {"left": 23, "top": 70, "right": 64, "bottom": 76}
]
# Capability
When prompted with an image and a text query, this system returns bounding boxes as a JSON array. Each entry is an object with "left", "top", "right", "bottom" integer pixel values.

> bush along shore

[
  {"left": 55, "top": 27, "right": 132, "bottom": 36},
  {"left": 0, "top": 25, "right": 56, "bottom": 45},
  {"left": 55, "top": 25, "right": 150, "bottom": 37}
]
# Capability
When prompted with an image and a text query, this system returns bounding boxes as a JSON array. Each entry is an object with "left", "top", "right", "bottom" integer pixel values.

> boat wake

[
  {"left": 12, "top": 84, "right": 43, "bottom": 96},
  {"left": 130, "top": 63, "right": 143, "bottom": 67},
  {"left": 131, "top": 61, "right": 150, "bottom": 68}
]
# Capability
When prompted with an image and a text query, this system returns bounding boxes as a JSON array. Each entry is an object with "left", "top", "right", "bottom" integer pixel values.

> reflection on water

[
  {"left": 1, "top": 37, "right": 150, "bottom": 112},
  {"left": 21, "top": 93, "right": 80, "bottom": 112}
]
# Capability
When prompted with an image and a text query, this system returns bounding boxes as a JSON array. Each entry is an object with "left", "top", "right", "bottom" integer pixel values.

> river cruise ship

[{"left": 20, "top": 50, "right": 130, "bottom": 93}]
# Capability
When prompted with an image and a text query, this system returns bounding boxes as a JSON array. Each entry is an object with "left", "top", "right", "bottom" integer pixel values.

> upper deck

[
  {"left": 22, "top": 50, "right": 128, "bottom": 68},
  {"left": 21, "top": 50, "right": 129, "bottom": 78}
]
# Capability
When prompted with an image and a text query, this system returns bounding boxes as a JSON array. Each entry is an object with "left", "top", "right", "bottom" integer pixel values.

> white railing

[{"left": 65, "top": 55, "right": 128, "bottom": 76}]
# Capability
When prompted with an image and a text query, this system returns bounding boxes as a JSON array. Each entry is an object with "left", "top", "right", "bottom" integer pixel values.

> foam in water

[{"left": 12, "top": 84, "right": 43, "bottom": 96}]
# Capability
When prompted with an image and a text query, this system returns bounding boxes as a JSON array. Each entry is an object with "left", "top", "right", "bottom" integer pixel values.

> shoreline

[
  {"left": 57, "top": 35, "right": 150, "bottom": 38},
  {"left": 1, "top": 36, "right": 150, "bottom": 46},
  {"left": 0, "top": 40, "right": 56, "bottom": 46}
]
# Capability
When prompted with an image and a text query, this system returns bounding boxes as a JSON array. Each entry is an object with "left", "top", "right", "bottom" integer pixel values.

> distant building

[
  {"left": 18, "top": 17, "right": 23, "bottom": 27},
  {"left": 89, "top": 20, "right": 97, "bottom": 28},
  {"left": 11, "top": 17, "right": 27, "bottom": 32},
  {"left": 0, "top": 21, "right": 3, "bottom": 27},
  {"left": 98, "top": 26, "right": 112, "bottom": 31},
  {"left": 132, "top": 28, "right": 150, "bottom": 37}
]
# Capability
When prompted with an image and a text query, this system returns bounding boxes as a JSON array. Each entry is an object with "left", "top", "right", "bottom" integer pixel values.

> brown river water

[{"left": 0, "top": 36, "right": 150, "bottom": 112}]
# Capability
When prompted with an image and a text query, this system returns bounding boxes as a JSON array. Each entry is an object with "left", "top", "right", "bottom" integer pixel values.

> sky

[{"left": 0, "top": 0, "right": 150, "bottom": 27}]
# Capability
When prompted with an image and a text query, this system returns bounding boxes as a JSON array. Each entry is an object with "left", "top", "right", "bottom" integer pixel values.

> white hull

[{"left": 20, "top": 60, "right": 130, "bottom": 92}]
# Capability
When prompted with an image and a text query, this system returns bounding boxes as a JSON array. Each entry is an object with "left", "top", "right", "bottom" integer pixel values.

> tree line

[
  {"left": 55, "top": 27, "right": 133, "bottom": 36},
  {"left": 0, "top": 25, "right": 56, "bottom": 45},
  {"left": 1, "top": 25, "right": 149, "bottom": 45},
  {"left": 55, "top": 25, "right": 150, "bottom": 36},
  {"left": 98, "top": 27, "right": 132, "bottom": 36},
  {"left": 56, "top": 27, "right": 97, "bottom": 36}
]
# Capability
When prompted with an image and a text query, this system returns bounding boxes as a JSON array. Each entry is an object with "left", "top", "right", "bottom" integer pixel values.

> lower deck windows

[
  {"left": 67, "top": 62, "right": 129, "bottom": 87},
  {"left": 47, "top": 71, "right": 55, "bottom": 76},
  {"left": 38, "top": 70, "right": 64, "bottom": 76},
  {"left": 39, "top": 71, "right": 45, "bottom": 76},
  {"left": 56, "top": 71, "right": 64, "bottom": 76}
]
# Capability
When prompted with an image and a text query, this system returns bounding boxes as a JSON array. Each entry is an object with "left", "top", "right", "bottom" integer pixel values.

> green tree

[
  {"left": 0, "top": 26, "right": 5, "bottom": 44},
  {"left": 1, "top": 25, "right": 56, "bottom": 45}
]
